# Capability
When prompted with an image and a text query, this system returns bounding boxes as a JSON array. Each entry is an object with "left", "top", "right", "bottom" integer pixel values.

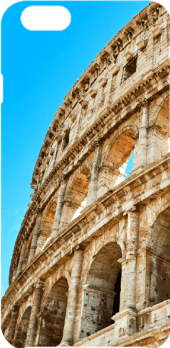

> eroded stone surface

[{"left": 1, "top": 2, "right": 170, "bottom": 347}]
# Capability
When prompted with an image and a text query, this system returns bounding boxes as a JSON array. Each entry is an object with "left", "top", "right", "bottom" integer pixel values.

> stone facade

[{"left": 1, "top": 2, "right": 170, "bottom": 347}]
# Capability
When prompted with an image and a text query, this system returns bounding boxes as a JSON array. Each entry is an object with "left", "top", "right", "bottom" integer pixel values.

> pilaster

[
  {"left": 6, "top": 305, "right": 19, "bottom": 345},
  {"left": 51, "top": 175, "right": 67, "bottom": 239},
  {"left": 28, "top": 213, "right": 42, "bottom": 262},
  {"left": 125, "top": 210, "right": 139, "bottom": 310},
  {"left": 16, "top": 241, "right": 27, "bottom": 275},
  {"left": 61, "top": 248, "right": 84, "bottom": 346},
  {"left": 25, "top": 280, "right": 44, "bottom": 347},
  {"left": 87, "top": 140, "right": 102, "bottom": 206}
]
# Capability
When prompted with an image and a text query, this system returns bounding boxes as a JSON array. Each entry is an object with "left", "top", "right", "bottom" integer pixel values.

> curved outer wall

[{"left": 2, "top": 2, "right": 170, "bottom": 348}]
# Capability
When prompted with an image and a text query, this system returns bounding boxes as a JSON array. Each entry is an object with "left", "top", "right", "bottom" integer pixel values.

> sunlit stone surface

[{"left": 1, "top": 2, "right": 170, "bottom": 347}]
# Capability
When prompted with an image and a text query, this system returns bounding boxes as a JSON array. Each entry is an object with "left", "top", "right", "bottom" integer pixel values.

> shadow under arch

[
  {"left": 36, "top": 201, "right": 57, "bottom": 254},
  {"left": 154, "top": 95, "right": 169, "bottom": 132},
  {"left": 106, "top": 124, "right": 139, "bottom": 159},
  {"left": 59, "top": 167, "right": 91, "bottom": 229},
  {"left": 36, "top": 277, "right": 68, "bottom": 347},
  {"left": 13, "top": 306, "right": 32, "bottom": 348},
  {"left": 155, "top": 97, "right": 169, "bottom": 151},
  {"left": 147, "top": 205, "right": 170, "bottom": 307},
  {"left": 148, "top": 96, "right": 169, "bottom": 163},
  {"left": 98, "top": 125, "right": 138, "bottom": 194},
  {"left": 79, "top": 242, "right": 122, "bottom": 340}
]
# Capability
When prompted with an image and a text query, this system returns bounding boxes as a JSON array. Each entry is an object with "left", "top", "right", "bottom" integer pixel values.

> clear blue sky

[{"left": 1, "top": 1, "right": 150, "bottom": 298}]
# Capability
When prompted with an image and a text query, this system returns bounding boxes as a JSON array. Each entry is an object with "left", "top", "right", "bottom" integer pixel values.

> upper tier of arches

[{"left": 30, "top": 2, "right": 169, "bottom": 192}]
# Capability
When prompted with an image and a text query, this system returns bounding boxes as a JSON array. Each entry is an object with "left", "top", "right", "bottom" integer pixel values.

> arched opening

[
  {"left": 107, "top": 129, "right": 135, "bottom": 170},
  {"left": 37, "top": 277, "right": 68, "bottom": 347},
  {"left": 99, "top": 128, "right": 135, "bottom": 196},
  {"left": 148, "top": 98, "right": 169, "bottom": 164},
  {"left": 60, "top": 168, "right": 90, "bottom": 229},
  {"left": 36, "top": 202, "right": 57, "bottom": 254},
  {"left": 14, "top": 306, "right": 32, "bottom": 348},
  {"left": 114, "top": 151, "right": 134, "bottom": 186},
  {"left": 147, "top": 206, "right": 170, "bottom": 306},
  {"left": 79, "top": 242, "right": 122, "bottom": 340}
]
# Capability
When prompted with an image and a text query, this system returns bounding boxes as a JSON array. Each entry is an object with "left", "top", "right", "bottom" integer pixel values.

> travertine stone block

[
  {"left": 136, "top": 39, "right": 146, "bottom": 51},
  {"left": 110, "top": 64, "right": 119, "bottom": 76},
  {"left": 167, "top": 17, "right": 170, "bottom": 27},
  {"left": 89, "top": 88, "right": 97, "bottom": 98},
  {"left": 124, "top": 52, "right": 133, "bottom": 62},
  {"left": 98, "top": 77, "right": 107, "bottom": 87},
  {"left": 111, "top": 309, "right": 137, "bottom": 339},
  {"left": 152, "top": 27, "right": 162, "bottom": 39}
]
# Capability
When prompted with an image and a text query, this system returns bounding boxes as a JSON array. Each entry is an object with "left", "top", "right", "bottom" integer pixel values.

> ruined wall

[{"left": 1, "top": 2, "right": 170, "bottom": 348}]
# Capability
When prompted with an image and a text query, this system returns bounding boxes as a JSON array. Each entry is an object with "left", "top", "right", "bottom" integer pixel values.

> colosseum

[{"left": 1, "top": 2, "right": 170, "bottom": 347}]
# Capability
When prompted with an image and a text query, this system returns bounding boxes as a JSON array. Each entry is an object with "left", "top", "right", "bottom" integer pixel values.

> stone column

[
  {"left": 118, "top": 255, "right": 127, "bottom": 311},
  {"left": 54, "top": 134, "right": 63, "bottom": 164},
  {"left": 61, "top": 249, "right": 84, "bottom": 346},
  {"left": 87, "top": 141, "right": 102, "bottom": 206},
  {"left": 55, "top": 133, "right": 65, "bottom": 162},
  {"left": 74, "top": 108, "right": 83, "bottom": 140},
  {"left": 52, "top": 142, "right": 58, "bottom": 164},
  {"left": 138, "top": 99, "right": 149, "bottom": 167},
  {"left": 47, "top": 143, "right": 59, "bottom": 174},
  {"left": 7, "top": 305, "right": 19, "bottom": 345},
  {"left": 25, "top": 280, "right": 44, "bottom": 347},
  {"left": 149, "top": 253, "right": 157, "bottom": 304},
  {"left": 111, "top": 211, "right": 139, "bottom": 339},
  {"left": 57, "top": 132, "right": 68, "bottom": 158},
  {"left": 16, "top": 240, "right": 27, "bottom": 275},
  {"left": 125, "top": 210, "right": 139, "bottom": 310},
  {"left": 28, "top": 213, "right": 42, "bottom": 262},
  {"left": 103, "top": 72, "right": 112, "bottom": 108},
  {"left": 51, "top": 175, "right": 67, "bottom": 239}
]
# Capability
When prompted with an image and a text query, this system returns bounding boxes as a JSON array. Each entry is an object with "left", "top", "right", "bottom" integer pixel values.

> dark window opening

[
  {"left": 123, "top": 57, "right": 137, "bottom": 82},
  {"left": 112, "top": 269, "right": 121, "bottom": 316},
  {"left": 63, "top": 131, "right": 70, "bottom": 150}
]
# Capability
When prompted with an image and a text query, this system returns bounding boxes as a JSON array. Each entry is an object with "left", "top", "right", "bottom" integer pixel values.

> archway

[
  {"left": 14, "top": 306, "right": 32, "bottom": 348},
  {"left": 60, "top": 168, "right": 90, "bottom": 229},
  {"left": 148, "top": 206, "right": 170, "bottom": 306},
  {"left": 36, "top": 202, "right": 57, "bottom": 254},
  {"left": 98, "top": 127, "right": 136, "bottom": 196},
  {"left": 148, "top": 98, "right": 169, "bottom": 164},
  {"left": 79, "top": 242, "right": 122, "bottom": 340},
  {"left": 37, "top": 277, "right": 68, "bottom": 347}
]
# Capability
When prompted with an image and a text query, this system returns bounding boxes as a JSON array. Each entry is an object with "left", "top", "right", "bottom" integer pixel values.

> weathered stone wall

[{"left": 1, "top": 2, "right": 170, "bottom": 347}]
